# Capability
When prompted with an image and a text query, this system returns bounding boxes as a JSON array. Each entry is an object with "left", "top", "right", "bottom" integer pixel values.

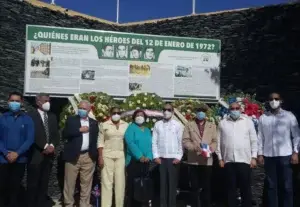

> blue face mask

[
  {"left": 196, "top": 111, "right": 206, "bottom": 120},
  {"left": 230, "top": 110, "right": 241, "bottom": 120},
  {"left": 78, "top": 109, "right": 88, "bottom": 118},
  {"left": 9, "top": 101, "right": 21, "bottom": 112}
]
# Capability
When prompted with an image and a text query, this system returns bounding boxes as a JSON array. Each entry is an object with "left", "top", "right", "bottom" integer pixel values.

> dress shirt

[
  {"left": 38, "top": 109, "right": 54, "bottom": 149},
  {"left": 97, "top": 120, "right": 128, "bottom": 159},
  {"left": 80, "top": 118, "right": 89, "bottom": 151},
  {"left": 258, "top": 109, "right": 300, "bottom": 157},
  {"left": 216, "top": 115, "right": 258, "bottom": 164},
  {"left": 152, "top": 119, "right": 183, "bottom": 160}
]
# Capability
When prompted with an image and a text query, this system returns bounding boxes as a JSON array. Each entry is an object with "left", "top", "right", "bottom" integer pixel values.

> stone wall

[{"left": 1, "top": 0, "right": 300, "bottom": 204}]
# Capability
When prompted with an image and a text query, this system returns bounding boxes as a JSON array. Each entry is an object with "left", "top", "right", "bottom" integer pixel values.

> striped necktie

[{"left": 44, "top": 112, "right": 49, "bottom": 142}]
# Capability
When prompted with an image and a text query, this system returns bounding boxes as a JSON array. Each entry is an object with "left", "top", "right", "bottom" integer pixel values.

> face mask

[
  {"left": 9, "top": 101, "right": 21, "bottom": 112},
  {"left": 163, "top": 111, "right": 173, "bottom": 119},
  {"left": 196, "top": 112, "right": 206, "bottom": 120},
  {"left": 135, "top": 116, "right": 145, "bottom": 125},
  {"left": 78, "top": 109, "right": 88, "bottom": 118},
  {"left": 230, "top": 110, "right": 241, "bottom": 120},
  {"left": 42, "top": 102, "right": 50, "bottom": 112},
  {"left": 269, "top": 100, "right": 280, "bottom": 109},
  {"left": 111, "top": 114, "right": 121, "bottom": 122}
]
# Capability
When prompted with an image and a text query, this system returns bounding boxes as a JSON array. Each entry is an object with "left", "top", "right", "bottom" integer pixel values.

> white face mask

[
  {"left": 269, "top": 100, "right": 281, "bottom": 109},
  {"left": 135, "top": 116, "right": 145, "bottom": 125},
  {"left": 42, "top": 102, "right": 50, "bottom": 111},
  {"left": 163, "top": 111, "right": 173, "bottom": 119},
  {"left": 111, "top": 114, "right": 121, "bottom": 122}
]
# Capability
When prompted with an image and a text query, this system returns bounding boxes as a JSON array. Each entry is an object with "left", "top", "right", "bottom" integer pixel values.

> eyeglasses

[
  {"left": 112, "top": 112, "right": 121, "bottom": 115},
  {"left": 269, "top": 98, "right": 280, "bottom": 101},
  {"left": 230, "top": 107, "right": 240, "bottom": 110},
  {"left": 163, "top": 108, "right": 173, "bottom": 112}
]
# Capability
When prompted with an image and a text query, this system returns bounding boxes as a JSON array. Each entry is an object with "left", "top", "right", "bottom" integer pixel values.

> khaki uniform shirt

[{"left": 97, "top": 120, "right": 129, "bottom": 159}]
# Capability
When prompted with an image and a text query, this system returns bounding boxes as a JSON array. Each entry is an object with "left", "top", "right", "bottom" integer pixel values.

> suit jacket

[
  {"left": 27, "top": 109, "right": 60, "bottom": 164},
  {"left": 182, "top": 121, "right": 217, "bottom": 166},
  {"left": 62, "top": 115, "right": 99, "bottom": 162}
]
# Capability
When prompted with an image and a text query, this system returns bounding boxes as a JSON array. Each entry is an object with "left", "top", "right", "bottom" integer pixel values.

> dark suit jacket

[
  {"left": 62, "top": 115, "right": 99, "bottom": 162},
  {"left": 27, "top": 109, "right": 60, "bottom": 164}
]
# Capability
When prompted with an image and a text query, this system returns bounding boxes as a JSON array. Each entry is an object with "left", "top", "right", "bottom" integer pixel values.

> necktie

[{"left": 44, "top": 112, "right": 49, "bottom": 142}]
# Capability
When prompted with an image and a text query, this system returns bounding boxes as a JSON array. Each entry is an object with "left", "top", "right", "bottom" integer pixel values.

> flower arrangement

[
  {"left": 173, "top": 99, "right": 217, "bottom": 123},
  {"left": 59, "top": 92, "right": 117, "bottom": 129},
  {"left": 215, "top": 93, "right": 264, "bottom": 129},
  {"left": 121, "top": 92, "right": 164, "bottom": 129}
]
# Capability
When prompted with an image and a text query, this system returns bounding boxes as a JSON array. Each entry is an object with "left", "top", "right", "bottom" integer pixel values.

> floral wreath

[
  {"left": 121, "top": 92, "right": 164, "bottom": 129},
  {"left": 174, "top": 99, "right": 217, "bottom": 123},
  {"left": 214, "top": 93, "right": 264, "bottom": 129},
  {"left": 59, "top": 92, "right": 117, "bottom": 128}
]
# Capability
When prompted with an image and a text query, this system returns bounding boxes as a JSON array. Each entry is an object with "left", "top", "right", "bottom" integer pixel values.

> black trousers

[
  {"left": 225, "top": 162, "right": 252, "bottom": 207},
  {"left": 0, "top": 163, "right": 25, "bottom": 207},
  {"left": 190, "top": 165, "right": 212, "bottom": 207},
  {"left": 126, "top": 160, "right": 151, "bottom": 207},
  {"left": 159, "top": 158, "right": 179, "bottom": 207},
  {"left": 27, "top": 157, "right": 53, "bottom": 207}
]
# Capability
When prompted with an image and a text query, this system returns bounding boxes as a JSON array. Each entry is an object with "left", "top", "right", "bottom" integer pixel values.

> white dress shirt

[
  {"left": 152, "top": 119, "right": 183, "bottom": 160},
  {"left": 38, "top": 109, "right": 54, "bottom": 149},
  {"left": 258, "top": 109, "right": 300, "bottom": 157},
  {"left": 80, "top": 118, "right": 90, "bottom": 151},
  {"left": 216, "top": 115, "right": 258, "bottom": 164}
]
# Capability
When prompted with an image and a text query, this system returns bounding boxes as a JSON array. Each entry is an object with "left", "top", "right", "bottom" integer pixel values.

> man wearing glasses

[
  {"left": 216, "top": 102, "right": 257, "bottom": 207},
  {"left": 152, "top": 103, "right": 183, "bottom": 207},
  {"left": 257, "top": 92, "right": 300, "bottom": 207}
]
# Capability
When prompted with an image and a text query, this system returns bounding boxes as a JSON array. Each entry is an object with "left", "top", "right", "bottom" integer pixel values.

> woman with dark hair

[
  {"left": 125, "top": 109, "right": 153, "bottom": 207},
  {"left": 98, "top": 106, "right": 128, "bottom": 207}
]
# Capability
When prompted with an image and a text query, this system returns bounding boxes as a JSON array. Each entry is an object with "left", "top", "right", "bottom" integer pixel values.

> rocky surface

[{"left": 1, "top": 0, "right": 300, "bottom": 204}]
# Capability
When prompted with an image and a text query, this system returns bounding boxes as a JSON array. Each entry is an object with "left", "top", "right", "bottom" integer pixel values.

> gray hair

[
  {"left": 35, "top": 92, "right": 49, "bottom": 101},
  {"left": 79, "top": 100, "right": 91, "bottom": 109}
]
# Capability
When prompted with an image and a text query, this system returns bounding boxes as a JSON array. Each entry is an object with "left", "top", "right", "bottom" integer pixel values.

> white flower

[
  {"left": 136, "top": 107, "right": 140, "bottom": 109},
  {"left": 129, "top": 103, "right": 133, "bottom": 107},
  {"left": 187, "top": 109, "right": 191, "bottom": 113},
  {"left": 142, "top": 103, "right": 146, "bottom": 107},
  {"left": 236, "top": 97, "right": 243, "bottom": 102},
  {"left": 152, "top": 118, "right": 157, "bottom": 123},
  {"left": 144, "top": 93, "right": 148, "bottom": 95},
  {"left": 182, "top": 112, "right": 186, "bottom": 116},
  {"left": 150, "top": 102, "right": 154, "bottom": 105},
  {"left": 144, "top": 97, "right": 148, "bottom": 101},
  {"left": 64, "top": 115, "right": 67, "bottom": 119},
  {"left": 123, "top": 99, "right": 127, "bottom": 103},
  {"left": 146, "top": 118, "right": 150, "bottom": 122},
  {"left": 137, "top": 100, "right": 141, "bottom": 104},
  {"left": 134, "top": 94, "right": 137, "bottom": 97},
  {"left": 99, "top": 113, "right": 103, "bottom": 117},
  {"left": 152, "top": 94, "right": 155, "bottom": 97}
]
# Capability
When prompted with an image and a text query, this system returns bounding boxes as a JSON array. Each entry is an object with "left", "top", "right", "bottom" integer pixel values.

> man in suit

[
  {"left": 27, "top": 93, "right": 60, "bottom": 207},
  {"left": 63, "top": 100, "right": 99, "bottom": 207},
  {"left": 182, "top": 105, "right": 217, "bottom": 207}
]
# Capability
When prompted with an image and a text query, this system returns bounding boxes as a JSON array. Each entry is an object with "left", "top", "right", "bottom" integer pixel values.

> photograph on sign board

[
  {"left": 81, "top": 70, "right": 95, "bottom": 81},
  {"left": 31, "top": 42, "right": 51, "bottom": 55},
  {"left": 130, "top": 46, "right": 142, "bottom": 59},
  {"left": 129, "top": 82, "right": 142, "bottom": 92},
  {"left": 116, "top": 45, "right": 128, "bottom": 59},
  {"left": 129, "top": 63, "right": 151, "bottom": 77},
  {"left": 175, "top": 65, "right": 192, "bottom": 78},
  {"left": 102, "top": 45, "right": 114, "bottom": 58},
  {"left": 143, "top": 47, "right": 155, "bottom": 60},
  {"left": 25, "top": 25, "right": 221, "bottom": 99},
  {"left": 30, "top": 57, "right": 51, "bottom": 79}
]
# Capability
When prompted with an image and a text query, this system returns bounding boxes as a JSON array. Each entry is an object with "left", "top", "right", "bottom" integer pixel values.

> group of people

[{"left": 0, "top": 91, "right": 299, "bottom": 207}]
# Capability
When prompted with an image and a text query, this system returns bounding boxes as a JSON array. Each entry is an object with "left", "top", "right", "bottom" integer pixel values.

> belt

[{"left": 80, "top": 150, "right": 89, "bottom": 154}]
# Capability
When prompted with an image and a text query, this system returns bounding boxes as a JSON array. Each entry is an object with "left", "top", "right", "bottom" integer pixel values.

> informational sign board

[{"left": 25, "top": 25, "right": 221, "bottom": 101}]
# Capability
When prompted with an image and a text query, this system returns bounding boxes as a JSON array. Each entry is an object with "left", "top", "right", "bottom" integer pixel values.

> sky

[{"left": 41, "top": 0, "right": 288, "bottom": 23}]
